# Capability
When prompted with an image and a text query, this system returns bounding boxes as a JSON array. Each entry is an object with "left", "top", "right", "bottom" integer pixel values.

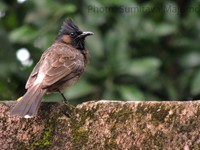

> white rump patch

[
  {"left": 33, "top": 72, "right": 45, "bottom": 86},
  {"left": 24, "top": 115, "right": 34, "bottom": 119}
]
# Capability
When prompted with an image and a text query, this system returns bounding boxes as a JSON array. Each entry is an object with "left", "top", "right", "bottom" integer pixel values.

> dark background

[{"left": 1, "top": 0, "right": 200, "bottom": 105}]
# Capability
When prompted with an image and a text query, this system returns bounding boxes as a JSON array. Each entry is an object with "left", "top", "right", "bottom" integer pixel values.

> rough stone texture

[{"left": 1, "top": 100, "right": 200, "bottom": 149}]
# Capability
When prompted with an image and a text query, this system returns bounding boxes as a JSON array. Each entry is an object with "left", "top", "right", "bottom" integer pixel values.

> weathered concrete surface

[{"left": 1, "top": 100, "right": 200, "bottom": 149}]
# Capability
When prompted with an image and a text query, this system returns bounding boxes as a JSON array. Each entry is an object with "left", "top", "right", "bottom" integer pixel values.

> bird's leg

[
  {"left": 58, "top": 90, "right": 75, "bottom": 118},
  {"left": 59, "top": 91, "right": 68, "bottom": 104}
]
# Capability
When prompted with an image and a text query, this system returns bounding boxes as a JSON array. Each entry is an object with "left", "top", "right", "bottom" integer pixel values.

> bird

[{"left": 10, "top": 18, "right": 93, "bottom": 118}]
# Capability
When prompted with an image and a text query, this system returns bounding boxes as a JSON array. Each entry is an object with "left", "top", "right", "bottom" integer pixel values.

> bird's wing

[
  {"left": 40, "top": 45, "right": 85, "bottom": 88},
  {"left": 25, "top": 61, "right": 41, "bottom": 89}
]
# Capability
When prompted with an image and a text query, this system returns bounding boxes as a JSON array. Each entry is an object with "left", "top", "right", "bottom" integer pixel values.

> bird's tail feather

[{"left": 10, "top": 85, "right": 46, "bottom": 117}]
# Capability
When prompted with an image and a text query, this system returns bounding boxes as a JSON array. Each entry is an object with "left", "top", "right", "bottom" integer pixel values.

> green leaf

[
  {"left": 191, "top": 70, "right": 200, "bottom": 95},
  {"left": 9, "top": 26, "right": 37, "bottom": 43},
  {"left": 179, "top": 52, "right": 200, "bottom": 68},
  {"left": 55, "top": 4, "right": 76, "bottom": 16},
  {"left": 102, "top": 88, "right": 119, "bottom": 100},
  {"left": 119, "top": 86, "right": 145, "bottom": 101},
  {"left": 156, "top": 23, "right": 177, "bottom": 36},
  {"left": 164, "top": 1, "right": 179, "bottom": 23},
  {"left": 127, "top": 57, "right": 161, "bottom": 77},
  {"left": 100, "top": 0, "right": 132, "bottom": 5},
  {"left": 0, "top": 1, "right": 7, "bottom": 11},
  {"left": 64, "top": 80, "right": 96, "bottom": 99}
]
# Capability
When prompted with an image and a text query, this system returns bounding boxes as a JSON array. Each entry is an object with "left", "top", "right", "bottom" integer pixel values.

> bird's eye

[{"left": 70, "top": 32, "right": 75, "bottom": 37}]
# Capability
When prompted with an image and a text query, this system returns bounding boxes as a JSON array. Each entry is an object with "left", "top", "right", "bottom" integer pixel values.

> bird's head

[{"left": 56, "top": 18, "right": 93, "bottom": 50}]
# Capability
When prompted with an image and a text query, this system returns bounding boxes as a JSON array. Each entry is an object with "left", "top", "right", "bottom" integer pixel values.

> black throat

[{"left": 72, "top": 38, "right": 85, "bottom": 50}]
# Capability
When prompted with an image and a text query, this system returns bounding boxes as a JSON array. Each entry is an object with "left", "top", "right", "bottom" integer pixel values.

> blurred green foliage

[{"left": 1, "top": 0, "right": 200, "bottom": 104}]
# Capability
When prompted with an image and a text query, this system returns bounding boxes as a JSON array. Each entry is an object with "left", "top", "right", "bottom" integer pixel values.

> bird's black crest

[
  {"left": 56, "top": 18, "right": 93, "bottom": 50},
  {"left": 58, "top": 18, "right": 81, "bottom": 36}
]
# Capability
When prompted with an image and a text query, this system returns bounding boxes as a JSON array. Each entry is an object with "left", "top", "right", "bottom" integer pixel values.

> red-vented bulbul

[{"left": 10, "top": 18, "right": 93, "bottom": 118}]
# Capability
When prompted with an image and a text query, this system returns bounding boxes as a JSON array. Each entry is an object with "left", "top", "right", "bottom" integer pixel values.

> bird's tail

[{"left": 10, "top": 85, "right": 46, "bottom": 118}]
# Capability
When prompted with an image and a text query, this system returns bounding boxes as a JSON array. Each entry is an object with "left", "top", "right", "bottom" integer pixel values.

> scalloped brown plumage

[{"left": 10, "top": 18, "right": 93, "bottom": 118}]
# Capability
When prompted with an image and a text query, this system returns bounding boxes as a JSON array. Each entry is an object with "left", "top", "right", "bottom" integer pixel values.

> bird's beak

[{"left": 79, "top": 31, "right": 94, "bottom": 38}]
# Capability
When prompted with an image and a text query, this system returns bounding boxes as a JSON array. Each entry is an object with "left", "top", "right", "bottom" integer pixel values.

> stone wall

[{"left": 1, "top": 101, "right": 200, "bottom": 149}]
